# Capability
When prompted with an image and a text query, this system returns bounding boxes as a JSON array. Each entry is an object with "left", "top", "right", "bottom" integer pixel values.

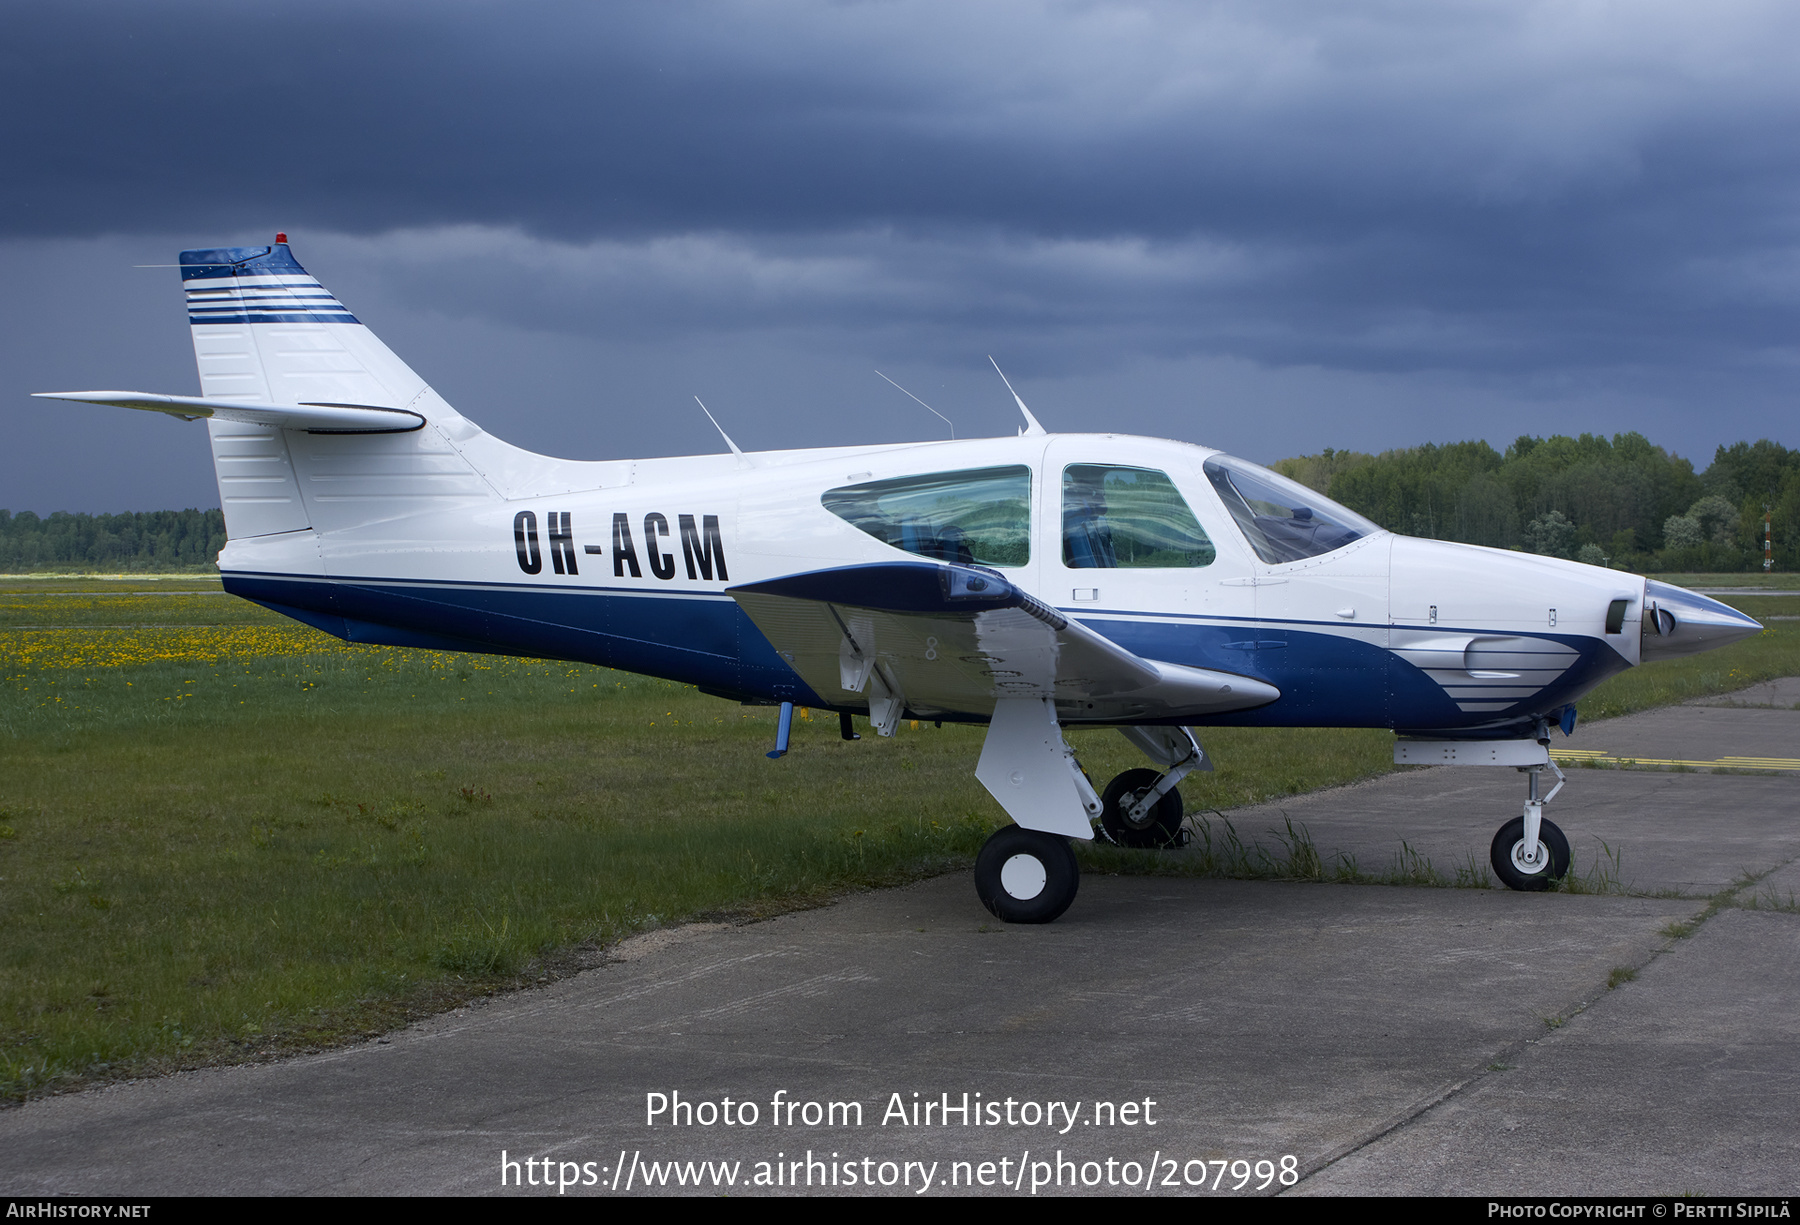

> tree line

[
  {"left": 0, "top": 509, "right": 227, "bottom": 573},
  {"left": 1274, "top": 435, "right": 1798, "bottom": 572}
]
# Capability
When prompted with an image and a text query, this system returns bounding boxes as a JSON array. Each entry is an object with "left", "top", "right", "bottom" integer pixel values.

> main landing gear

[
  {"left": 1099, "top": 769, "right": 1187, "bottom": 848},
  {"left": 974, "top": 826, "right": 1080, "bottom": 924},
  {"left": 1491, "top": 814, "right": 1571, "bottom": 891},
  {"left": 1096, "top": 725, "right": 1209, "bottom": 850},
  {"left": 971, "top": 710, "right": 1212, "bottom": 922}
]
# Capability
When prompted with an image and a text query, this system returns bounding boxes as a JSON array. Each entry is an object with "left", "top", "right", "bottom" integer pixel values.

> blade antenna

[
  {"left": 694, "top": 396, "right": 754, "bottom": 466},
  {"left": 988, "top": 356, "right": 1046, "bottom": 436},
  {"left": 875, "top": 370, "right": 954, "bottom": 439}
]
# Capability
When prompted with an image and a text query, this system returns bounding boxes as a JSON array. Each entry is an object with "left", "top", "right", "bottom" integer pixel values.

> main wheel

[
  {"left": 1490, "top": 815, "right": 1571, "bottom": 891},
  {"left": 974, "top": 825, "right": 1080, "bottom": 923},
  {"left": 1099, "top": 768, "right": 1186, "bottom": 849}
]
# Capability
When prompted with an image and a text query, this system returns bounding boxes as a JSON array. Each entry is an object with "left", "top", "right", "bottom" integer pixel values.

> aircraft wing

[{"left": 728, "top": 561, "right": 1278, "bottom": 728}]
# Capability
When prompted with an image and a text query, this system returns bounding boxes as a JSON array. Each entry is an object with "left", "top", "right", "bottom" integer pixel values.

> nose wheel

[
  {"left": 1490, "top": 752, "right": 1572, "bottom": 891},
  {"left": 1395, "top": 732, "right": 1578, "bottom": 893},
  {"left": 974, "top": 825, "right": 1080, "bottom": 923},
  {"left": 1491, "top": 815, "right": 1570, "bottom": 890}
]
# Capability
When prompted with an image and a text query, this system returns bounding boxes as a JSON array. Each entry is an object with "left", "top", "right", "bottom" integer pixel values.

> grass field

[
  {"left": 1644, "top": 571, "right": 1800, "bottom": 590},
  {"left": 0, "top": 575, "right": 1790, "bottom": 1100}
]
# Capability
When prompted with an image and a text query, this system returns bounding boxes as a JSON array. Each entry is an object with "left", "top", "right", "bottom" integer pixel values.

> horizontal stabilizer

[
  {"left": 729, "top": 561, "right": 1279, "bottom": 723},
  {"left": 32, "top": 391, "right": 425, "bottom": 434}
]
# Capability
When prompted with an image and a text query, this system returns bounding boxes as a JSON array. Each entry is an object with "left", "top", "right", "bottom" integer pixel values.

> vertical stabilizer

[
  {"left": 180, "top": 238, "right": 497, "bottom": 540},
  {"left": 175, "top": 237, "right": 640, "bottom": 550},
  {"left": 181, "top": 237, "right": 425, "bottom": 408}
]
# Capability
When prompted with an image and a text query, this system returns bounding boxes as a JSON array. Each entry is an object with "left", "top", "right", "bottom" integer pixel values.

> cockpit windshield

[{"left": 1202, "top": 454, "right": 1381, "bottom": 565}]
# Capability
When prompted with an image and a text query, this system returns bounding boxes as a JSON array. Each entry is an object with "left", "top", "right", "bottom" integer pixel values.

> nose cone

[{"left": 1641, "top": 580, "right": 1763, "bottom": 661}]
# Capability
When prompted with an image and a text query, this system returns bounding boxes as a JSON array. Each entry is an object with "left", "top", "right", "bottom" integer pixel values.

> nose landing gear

[
  {"left": 1394, "top": 733, "right": 1574, "bottom": 892},
  {"left": 1490, "top": 758, "right": 1571, "bottom": 891},
  {"left": 1491, "top": 814, "right": 1572, "bottom": 890}
]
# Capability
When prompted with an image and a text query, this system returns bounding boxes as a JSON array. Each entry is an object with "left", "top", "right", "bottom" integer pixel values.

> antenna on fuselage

[
  {"left": 988, "top": 357, "right": 1046, "bottom": 437},
  {"left": 694, "top": 396, "right": 755, "bottom": 467},
  {"left": 875, "top": 370, "right": 954, "bottom": 439}
]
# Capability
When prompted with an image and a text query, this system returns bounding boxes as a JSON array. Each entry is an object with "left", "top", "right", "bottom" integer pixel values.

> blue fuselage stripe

[
  {"left": 222, "top": 572, "right": 1627, "bottom": 731},
  {"left": 224, "top": 572, "right": 823, "bottom": 708}
]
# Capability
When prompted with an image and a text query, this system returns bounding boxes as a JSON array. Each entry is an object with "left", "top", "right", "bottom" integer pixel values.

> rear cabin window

[
  {"left": 1062, "top": 465, "right": 1215, "bottom": 568},
  {"left": 822, "top": 465, "right": 1031, "bottom": 567}
]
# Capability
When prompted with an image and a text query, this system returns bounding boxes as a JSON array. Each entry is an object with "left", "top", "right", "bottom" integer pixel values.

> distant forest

[
  {"left": 0, "top": 509, "right": 227, "bottom": 573},
  {"left": 2, "top": 432, "right": 1795, "bottom": 573},
  {"left": 1274, "top": 434, "right": 1798, "bottom": 572}
]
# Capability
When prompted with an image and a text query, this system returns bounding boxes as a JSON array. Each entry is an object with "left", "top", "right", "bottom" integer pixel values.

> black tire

[
  {"left": 1099, "top": 768, "right": 1186, "bottom": 849},
  {"left": 974, "top": 825, "right": 1080, "bottom": 924},
  {"left": 1490, "top": 815, "right": 1571, "bottom": 891}
]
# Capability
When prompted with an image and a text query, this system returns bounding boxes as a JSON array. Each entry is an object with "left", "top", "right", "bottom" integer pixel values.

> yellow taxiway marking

[{"left": 1549, "top": 749, "right": 1800, "bottom": 772}]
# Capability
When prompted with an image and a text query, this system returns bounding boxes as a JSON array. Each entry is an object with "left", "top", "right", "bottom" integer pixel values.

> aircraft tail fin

[
  {"left": 177, "top": 237, "right": 500, "bottom": 540},
  {"left": 181, "top": 237, "right": 422, "bottom": 410},
  {"left": 46, "top": 237, "right": 638, "bottom": 553}
]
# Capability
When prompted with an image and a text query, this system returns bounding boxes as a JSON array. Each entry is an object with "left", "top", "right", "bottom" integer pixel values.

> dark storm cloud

[
  {"left": 7, "top": 3, "right": 1794, "bottom": 236},
  {"left": 4, "top": 0, "right": 1799, "bottom": 501},
  {"left": 7, "top": 2, "right": 1796, "bottom": 238}
]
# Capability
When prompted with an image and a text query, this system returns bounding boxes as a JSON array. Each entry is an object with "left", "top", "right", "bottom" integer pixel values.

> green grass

[
  {"left": 0, "top": 578, "right": 1399, "bottom": 1100},
  {"left": 1074, "top": 811, "right": 1487, "bottom": 889},
  {"left": 1557, "top": 839, "right": 1629, "bottom": 895},
  {"left": 0, "top": 656, "right": 993, "bottom": 1097},
  {"left": 0, "top": 575, "right": 1791, "bottom": 1101},
  {"left": 0, "top": 578, "right": 250, "bottom": 630},
  {"left": 1645, "top": 572, "right": 1800, "bottom": 591}
]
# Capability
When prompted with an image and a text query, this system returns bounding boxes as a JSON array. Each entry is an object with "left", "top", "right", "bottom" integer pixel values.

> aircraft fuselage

[{"left": 218, "top": 430, "right": 1656, "bottom": 740}]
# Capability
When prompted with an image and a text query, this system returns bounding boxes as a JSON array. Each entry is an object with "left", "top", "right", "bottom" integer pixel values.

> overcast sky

[{"left": 4, "top": 0, "right": 1798, "bottom": 513}]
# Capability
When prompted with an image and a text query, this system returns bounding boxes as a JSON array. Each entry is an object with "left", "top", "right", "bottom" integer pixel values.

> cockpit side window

[
  {"left": 822, "top": 465, "right": 1031, "bottom": 567},
  {"left": 1202, "top": 454, "right": 1381, "bottom": 565},
  {"left": 1062, "top": 465, "right": 1215, "bottom": 569}
]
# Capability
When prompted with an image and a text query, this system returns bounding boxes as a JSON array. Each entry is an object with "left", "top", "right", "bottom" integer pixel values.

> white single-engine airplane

[{"left": 39, "top": 237, "right": 1763, "bottom": 923}]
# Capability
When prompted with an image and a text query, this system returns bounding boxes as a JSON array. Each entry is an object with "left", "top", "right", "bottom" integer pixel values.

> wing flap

[{"left": 729, "top": 562, "right": 1278, "bottom": 722}]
